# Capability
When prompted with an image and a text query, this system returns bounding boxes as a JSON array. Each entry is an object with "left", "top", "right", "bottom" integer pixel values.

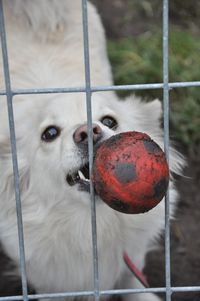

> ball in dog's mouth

[{"left": 66, "top": 162, "right": 90, "bottom": 192}]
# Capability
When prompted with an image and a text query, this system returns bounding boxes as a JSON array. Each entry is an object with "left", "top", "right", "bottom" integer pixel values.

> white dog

[{"left": 0, "top": 1, "right": 183, "bottom": 301}]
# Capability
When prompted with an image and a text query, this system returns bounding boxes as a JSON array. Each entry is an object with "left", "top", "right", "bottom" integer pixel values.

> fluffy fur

[{"left": 0, "top": 1, "right": 183, "bottom": 300}]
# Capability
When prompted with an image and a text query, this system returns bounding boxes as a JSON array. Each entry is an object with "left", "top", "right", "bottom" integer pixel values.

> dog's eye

[
  {"left": 100, "top": 115, "right": 118, "bottom": 130},
  {"left": 41, "top": 126, "right": 61, "bottom": 142}
]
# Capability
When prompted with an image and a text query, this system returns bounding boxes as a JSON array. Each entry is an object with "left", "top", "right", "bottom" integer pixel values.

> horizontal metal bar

[
  {"left": 1, "top": 286, "right": 200, "bottom": 301},
  {"left": 102, "top": 286, "right": 200, "bottom": 295},
  {"left": 0, "top": 291, "right": 95, "bottom": 301},
  {"left": 1, "top": 81, "right": 200, "bottom": 96},
  {"left": 170, "top": 81, "right": 200, "bottom": 88},
  {"left": 92, "top": 81, "right": 200, "bottom": 91},
  {"left": 172, "top": 286, "right": 200, "bottom": 293}
]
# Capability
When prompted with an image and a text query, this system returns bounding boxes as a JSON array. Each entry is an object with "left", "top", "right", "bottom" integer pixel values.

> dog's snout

[{"left": 73, "top": 123, "right": 102, "bottom": 145}]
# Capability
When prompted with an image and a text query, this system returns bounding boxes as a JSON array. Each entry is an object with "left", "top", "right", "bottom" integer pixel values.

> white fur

[{"left": 0, "top": 1, "right": 183, "bottom": 301}]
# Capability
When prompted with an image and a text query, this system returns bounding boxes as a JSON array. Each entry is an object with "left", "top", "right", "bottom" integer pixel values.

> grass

[{"left": 107, "top": 27, "right": 200, "bottom": 157}]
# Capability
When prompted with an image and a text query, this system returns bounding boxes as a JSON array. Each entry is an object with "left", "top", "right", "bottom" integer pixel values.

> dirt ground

[
  {"left": 144, "top": 156, "right": 200, "bottom": 301},
  {"left": 0, "top": 1, "right": 200, "bottom": 301}
]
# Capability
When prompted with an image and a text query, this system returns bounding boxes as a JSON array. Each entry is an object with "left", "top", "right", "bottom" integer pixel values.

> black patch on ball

[
  {"left": 143, "top": 140, "right": 161, "bottom": 154},
  {"left": 153, "top": 177, "right": 168, "bottom": 200},
  {"left": 104, "top": 133, "right": 122, "bottom": 148},
  {"left": 111, "top": 199, "right": 131, "bottom": 213},
  {"left": 115, "top": 162, "right": 137, "bottom": 184}
]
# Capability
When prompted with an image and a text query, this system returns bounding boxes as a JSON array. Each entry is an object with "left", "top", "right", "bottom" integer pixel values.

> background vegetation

[
  {"left": 92, "top": 0, "right": 200, "bottom": 158},
  {"left": 107, "top": 30, "right": 200, "bottom": 157}
]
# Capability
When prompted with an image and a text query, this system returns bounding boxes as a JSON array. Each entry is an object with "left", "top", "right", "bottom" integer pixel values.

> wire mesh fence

[{"left": 0, "top": 0, "right": 200, "bottom": 301}]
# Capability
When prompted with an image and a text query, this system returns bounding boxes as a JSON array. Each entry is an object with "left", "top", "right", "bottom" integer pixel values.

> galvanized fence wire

[
  {"left": 0, "top": 1, "right": 29, "bottom": 301},
  {"left": 81, "top": 1, "right": 100, "bottom": 301},
  {"left": 162, "top": 1, "right": 171, "bottom": 300},
  {"left": 0, "top": 0, "right": 200, "bottom": 300}
]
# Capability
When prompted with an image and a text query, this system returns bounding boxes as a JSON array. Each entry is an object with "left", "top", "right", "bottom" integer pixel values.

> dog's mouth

[{"left": 66, "top": 162, "right": 91, "bottom": 192}]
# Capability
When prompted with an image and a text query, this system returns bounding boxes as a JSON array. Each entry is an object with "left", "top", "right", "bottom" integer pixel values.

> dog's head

[{"left": 0, "top": 93, "right": 163, "bottom": 210}]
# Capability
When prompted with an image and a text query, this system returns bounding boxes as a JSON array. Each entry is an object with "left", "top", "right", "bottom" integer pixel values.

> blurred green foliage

[{"left": 107, "top": 28, "right": 200, "bottom": 157}]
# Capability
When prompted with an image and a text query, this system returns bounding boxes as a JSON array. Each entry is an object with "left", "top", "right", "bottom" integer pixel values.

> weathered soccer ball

[{"left": 93, "top": 131, "right": 169, "bottom": 214}]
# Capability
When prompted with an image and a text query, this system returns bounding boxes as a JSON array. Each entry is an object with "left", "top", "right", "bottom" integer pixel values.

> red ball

[{"left": 92, "top": 131, "right": 169, "bottom": 214}]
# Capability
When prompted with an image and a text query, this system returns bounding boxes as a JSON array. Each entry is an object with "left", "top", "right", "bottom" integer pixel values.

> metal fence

[{"left": 0, "top": 0, "right": 200, "bottom": 301}]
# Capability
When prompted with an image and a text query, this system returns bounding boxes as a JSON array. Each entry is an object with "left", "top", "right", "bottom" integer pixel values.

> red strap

[{"left": 123, "top": 252, "right": 149, "bottom": 288}]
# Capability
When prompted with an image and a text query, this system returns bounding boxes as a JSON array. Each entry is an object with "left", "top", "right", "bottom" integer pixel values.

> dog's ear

[
  {"left": 141, "top": 98, "right": 162, "bottom": 122},
  {"left": 125, "top": 96, "right": 162, "bottom": 122},
  {"left": 119, "top": 96, "right": 163, "bottom": 138}
]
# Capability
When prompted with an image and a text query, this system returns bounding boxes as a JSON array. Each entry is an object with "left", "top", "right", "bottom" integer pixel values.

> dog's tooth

[
  {"left": 78, "top": 170, "right": 86, "bottom": 180},
  {"left": 78, "top": 170, "right": 90, "bottom": 182}
]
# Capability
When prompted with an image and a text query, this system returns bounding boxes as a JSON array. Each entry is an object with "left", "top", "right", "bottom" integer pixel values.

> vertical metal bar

[
  {"left": 0, "top": 1, "right": 29, "bottom": 301},
  {"left": 81, "top": 1, "right": 100, "bottom": 301},
  {"left": 163, "top": 0, "right": 172, "bottom": 300}
]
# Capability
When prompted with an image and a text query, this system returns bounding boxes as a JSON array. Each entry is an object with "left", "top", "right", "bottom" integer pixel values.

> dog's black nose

[{"left": 73, "top": 123, "right": 102, "bottom": 145}]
